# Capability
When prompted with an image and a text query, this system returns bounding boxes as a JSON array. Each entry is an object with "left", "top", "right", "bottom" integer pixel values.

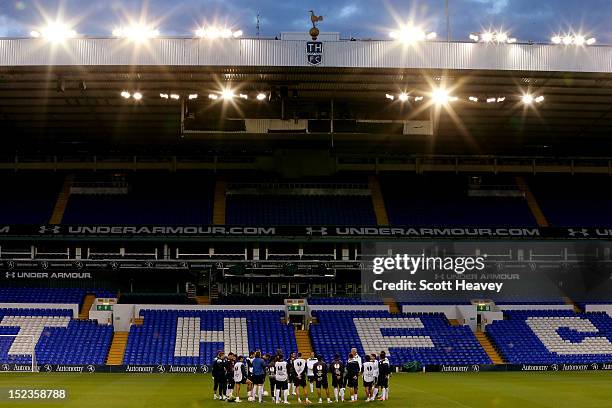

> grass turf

[{"left": 0, "top": 372, "right": 611, "bottom": 408}]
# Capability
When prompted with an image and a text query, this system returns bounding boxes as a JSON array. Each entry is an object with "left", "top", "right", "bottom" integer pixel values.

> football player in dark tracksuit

[
  {"left": 313, "top": 355, "right": 332, "bottom": 404},
  {"left": 288, "top": 352, "right": 297, "bottom": 396},
  {"left": 377, "top": 351, "right": 391, "bottom": 401},
  {"left": 345, "top": 352, "right": 361, "bottom": 402},
  {"left": 266, "top": 354, "right": 277, "bottom": 399},
  {"left": 330, "top": 353, "right": 346, "bottom": 402},
  {"left": 225, "top": 353, "right": 236, "bottom": 399},
  {"left": 212, "top": 351, "right": 227, "bottom": 400}
]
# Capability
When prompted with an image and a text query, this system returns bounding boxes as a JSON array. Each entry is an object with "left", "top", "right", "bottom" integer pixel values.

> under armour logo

[
  {"left": 74, "top": 261, "right": 84, "bottom": 269},
  {"left": 551, "top": 364, "right": 558, "bottom": 371},
  {"left": 87, "top": 365, "right": 96, "bottom": 372},
  {"left": 110, "top": 262, "right": 119, "bottom": 269},
  {"left": 306, "top": 227, "right": 328, "bottom": 236},
  {"left": 1, "top": 364, "right": 9, "bottom": 371},
  {"left": 5, "top": 271, "right": 15, "bottom": 278},
  {"left": 41, "top": 261, "right": 49, "bottom": 270},
  {"left": 472, "top": 365, "right": 480, "bottom": 372},
  {"left": 44, "top": 364, "right": 53, "bottom": 372},
  {"left": 39, "top": 225, "right": 61, "bottom": 234},
  {"left": 145, "top": 261, "right": 153, "bottom": 268},
  {"left": 157, "top": 365, "right": 166, "bottom": 373},
  {"left": 6, "top": 261, "right": 15, "bottom": 270},
  {"left": 567, "top": 228, "right": 589, "bottom": 237}
]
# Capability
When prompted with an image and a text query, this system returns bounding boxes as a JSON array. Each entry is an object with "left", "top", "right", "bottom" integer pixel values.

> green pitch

[{"left": 0, "top": 372, "right": 611, "bottom": 408}]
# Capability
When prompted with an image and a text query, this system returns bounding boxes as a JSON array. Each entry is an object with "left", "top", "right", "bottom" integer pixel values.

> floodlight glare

[
  {"left": 256, "top": 92, "right": 267, "bottom": 101},
  {"left": 486, "top": 97, "right": 496, "bottom": 103},
  {"left": 239, "top": 94, "right": 248, "bottom": 99},
  {"left": 534, "top": 95, "right": 545, "bottom": 103},
  {"left": 159, "top": 93, "right": 169, "bottom": 99},
  {"left": 469, "top": 33, "right": 480, "bottom": 42},
  {"left": 432, "top": 88, "right": 450, "bottom": 104},
  {"left": 120, "top": 91, "right": 131, "bottom": 99},
  {"left": 551, "top": 36, "right": 562, "bottom": 44},
  {"left": 30, "top": 23, "right": 77, "bottom": 42},
  {"left": 221, "top": 89, "right": 235, "bottom": 100},
  {"left": 196, "top": 26, "right": 242, "bottom": 39},
  {"left": 414, "top": 96, "right": 424, "bottom": 102},
  {"left": 385, "top": 93, "right": 395, "bottom": 101},
  {"left": 497, "top": 97, "right": 506, "bottom": 102},
  {"left": 170, "top": 94, "right": 180, "bottom": 100},
  {"left": 521, "top": 94, "right": 534, "bottom": 104},
  {"left": 132, "top": 92, "right": 143, "bottom": 101},
  {"left": 586, "top": 37, "right": 596, "bottom": 45},
  {"left": 113, "top": 25, "right": 159, "bottom": 41},
  {"left": 188, "top": 94, "right": 199, "bottom": 100},
  {"left": 468, "top": 96, "right": 478, "bottom": 102},
  {"left": 398, "top": 92, "right": 409, "bottom": 102},
  {"left": 481, "top": 32, "right": 494, "bottom": 43},
  {"left": 389, "top": 25, "right": 435, "bottom": 43}
]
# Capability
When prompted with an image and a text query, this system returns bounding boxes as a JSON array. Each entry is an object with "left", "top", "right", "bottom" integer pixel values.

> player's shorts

[
  {"left": 308, "top": 375, "right": 315, "bottom": 383},
  {"left": 227, "top": 379, "right": 235, "bottom": 389},
  {"left": 331, "top": 376, "right": 344, "bottom": 388},
  {"left": 315, "top": 377, "right": 329, "bottom": 389},
  {"left": 252, "top": 374, "right": 265, "bottom": 385},
  {"left": 247, "top": 374, "right": 254, "bottom": 382},
  {"left": 377, "top": 376, "right": 388, "bottom": 388},
  {"left": 363, "top": 380, "right": 373, "bottom": 388},
  {"left": 346, "top": 376, "right": 358, "bottom": 389},
  {"left": 276, "top": 380, "right": 288, "bottom": 391},
  {"left": 294, "top": 376, "right": 307, "bottom": 387}
]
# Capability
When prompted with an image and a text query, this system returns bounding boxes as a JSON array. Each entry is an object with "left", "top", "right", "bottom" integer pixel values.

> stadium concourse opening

[{"left": 1, "top": 2, "right": 612, "bottom": 407}]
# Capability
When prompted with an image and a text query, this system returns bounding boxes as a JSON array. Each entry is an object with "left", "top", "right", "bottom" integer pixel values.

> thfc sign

[{"left": 306, "top": 41, "right": 323, "bottom": 65}]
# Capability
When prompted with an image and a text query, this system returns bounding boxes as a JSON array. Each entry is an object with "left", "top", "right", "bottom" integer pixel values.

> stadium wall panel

[{"left": 1, "top": 39, "right": 611, "bottom": 73}]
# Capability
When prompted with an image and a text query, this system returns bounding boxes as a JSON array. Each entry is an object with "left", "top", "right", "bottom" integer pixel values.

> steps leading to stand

[
  {"left": 294, "top": 329, "right": 313, "bottom": 356},
  {"left": 563, "top": 296, "right": 582, "bottom": 313},
  {"left": 196, "top": 296, "right": 210, "bottom": 305},
  {"left": 515, "top": 176, "right": 549, "bottom": 227},
  {"left": 383, "top": 298, "right": 400, "bottom": 314},
  {"left": 49, "top": 174, "right": 74, "bottom": 225},
  {"left": 78, "top": 294, "right": 96, "bottom": 320},
  {"left": 106, "top": 332, "right": 129, "bottom": 365},
  {"left": 212, "top": 179, "right": 227, "bottom": 225},
  {"left": 448, "top": 319, "right": 460, "bottom": 326},
  {"left": 475, "top": 331, "right": 505, "bottom": 364},
  {"left": 368, "top": 176, "right": 389, "bottom": 226}
]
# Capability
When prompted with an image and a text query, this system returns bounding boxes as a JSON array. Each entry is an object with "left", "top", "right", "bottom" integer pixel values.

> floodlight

[
  {"left": 132, "top": 92, "right": 143, "bottom": 100},
  {"left": 30, "top": 23, "right": 77, "bottom": 42},
  {"left": 398, "top": 93, "right": 409, "bottom": 102},
  {"left": 256, "top": 92, "right": 267, "bottom": 101},
  {"left": 120, "top": 91, "right": 131, "bottom": 99}
]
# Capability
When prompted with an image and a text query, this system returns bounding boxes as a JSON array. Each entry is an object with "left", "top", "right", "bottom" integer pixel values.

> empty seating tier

[
  {"left": 123, "top": 310, "right": 297, "bottom": 365},
  {"left": 487, "top": 310, "right": 612, "bottom": 364},
  {"left": 310, "top": 311, "right": 491, "bottom": 366}
]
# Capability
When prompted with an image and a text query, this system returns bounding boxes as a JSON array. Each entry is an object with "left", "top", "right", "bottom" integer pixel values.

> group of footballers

[{"left": 211, "top": 348, "right": 391, "bottom": 404}]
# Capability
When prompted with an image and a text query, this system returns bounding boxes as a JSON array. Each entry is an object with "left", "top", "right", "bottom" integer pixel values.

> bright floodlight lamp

[
  {"left": 398, "top": 92, "right": 409, "bottom": 102},
  {"left": 30, "top": 23, "right": 77, "bottom": 42},
  {"left": 389, "top": 25, "right": 435, "bottom": 43},
  {"left": 256, "top": 92, "right": 267, "bottom": 101},
  {"left": 170, "top": 94, "right": 180, "bottom": 100},
  {"left": 432, "top": 88, "right": 450, "bottom": 105},
  {"left": 562, "top": 35, "right": 573, "bottom": 45},
  {"left": 188, "top": 94, "right": 198, "bottom": 100},
  {"left": 497, "top": 97, "right": 506, "bottom": 102},
  {"left": 196, "top": 26, "right": 242, "bottom": 39},
  {"left": 481, "top": 32, "right": 494, "bottom": 43},
  {"left": 132, "top": 92, "right": 143, "bottom": 101},
  {"left": 221, "top": 89, "right": 235, "bottom": 100},
  {"left": 586, "top": 37, "right": 596, "bottom": 45},
  {"left": 486, "top": 97, "right": 496, "bottom": 103},
  {"left": 535, "top": 95, "right": 545, "bottom": 103},
  {"left": 521, "top": 94, "right": 534, "bottom": 105},
  {"left": 469, "top": 33, "right": 480, "bottom": 42},
  {"left": 573, "top": 35, "right": 585, "bottom": 45},
  {"left": 208, "top": 93, "right": 219, "bottom": 100},
  {"left": 496, "top": 32, "right": 508, "bottom": 43},
  {"left": 551, "top": 35, "right": 562, "bottom": 44},
  {"left": 468, "top": 96, "right": 478, "bottom": 102},
  {"left": 385, "top": 93, "right": 395, "bottom": 101},
  {"left": 159, "top": 93, "right": 169, "bottom": 99},
  {"left": 113, "top": 25, "right": 159, "bottom": 41},
  {"left": 120, "top": 91, "right": 131, "bottom": 99},
  {"left": 414, "top": 96, "right": 424, "bottom": 102},
  {"left": 239, "top": 94, "right": 248, "bottom": 99}
]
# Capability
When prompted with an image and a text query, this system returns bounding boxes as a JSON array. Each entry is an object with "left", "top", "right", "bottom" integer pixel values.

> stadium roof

[{"left": 1, "top": 38, "right": 612, "bottom": 157}]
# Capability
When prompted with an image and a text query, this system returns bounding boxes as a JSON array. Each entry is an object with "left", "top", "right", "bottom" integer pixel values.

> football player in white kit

[
  {"left": 370, "top": 353, "right": 380, "bottom": 400},
  {"left": 293, "top": 352, "right": 311, "bottom": 404},
  {"left": 233, "top": 355, "right": 248, "bottom": 403},
  {"left": 362, "top": 355, "right": 376, "bottom": 402},
  {"left": 306, "top": 352, "right": 318, "bottom": 393},
  {"left": 274, "top": 354, "right": 290, "bottom": 404}
]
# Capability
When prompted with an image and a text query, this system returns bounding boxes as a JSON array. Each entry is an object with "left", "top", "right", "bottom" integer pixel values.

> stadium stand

[
  {"left": 529, "top": 175, "right": 612, "bottom": 226},
  {"left": 381, "top": 174, "right": 536, "bottom": 226},
  {"left": 0, "top": 173, "right": 62, "bottom": 224},
  {"left": 0, "top": 308, "right": 112, "bottom": 365},
  {"left": 226, "top": 195, "right": 377, "bottom": 225},
  {"left": 308, "top": 297, "right": 384, "bottom": 305},
  {"left": 118, "top": 293, "right": 195, "bottom": 305},
  {"left": 310, "top": 311, "right": 491, "bottom": 365},
  {"left": 62, "top": 174, "right": 214, "bottom": 224},
  {"left": 0, "top": 288, "right": 115, "bottom": 305},
  {"left": 123, "top": 310, "right": 297, "bottom": 365},
  {"left": 487, "top": 310, "right": 612, "bottom": 364}
]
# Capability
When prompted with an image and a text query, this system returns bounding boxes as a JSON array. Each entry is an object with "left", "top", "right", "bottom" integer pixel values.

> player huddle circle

[{"left": 212, "top": 348, "right": 391, "bottom": 404}]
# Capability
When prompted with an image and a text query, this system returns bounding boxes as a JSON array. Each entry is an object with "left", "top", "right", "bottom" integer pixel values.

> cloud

[
  {"left": 339, "top": 4, "right": 359, "bottom": 19},
  {"left": 469, "top": 0, "right": 509, "bottom": 15}
]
